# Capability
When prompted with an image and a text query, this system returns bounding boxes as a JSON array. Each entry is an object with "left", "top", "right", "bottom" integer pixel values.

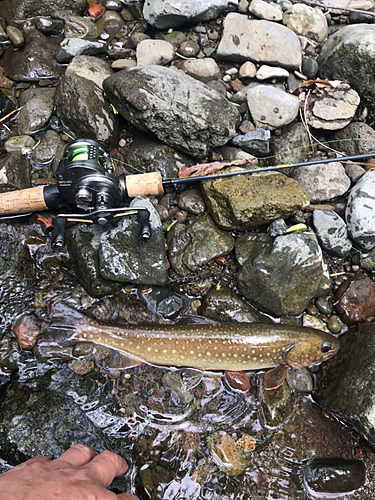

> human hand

[{"left": 0, "top": 444, "right": 138, "bottom": 500}]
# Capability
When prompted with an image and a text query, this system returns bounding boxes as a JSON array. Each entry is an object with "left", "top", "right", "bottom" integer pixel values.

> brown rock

[
  {"left": 13, "top": 313, "right": 40, "bottom": 350},
  {"left": 335, "top": 271, "right": 375, "bottom": 325}
]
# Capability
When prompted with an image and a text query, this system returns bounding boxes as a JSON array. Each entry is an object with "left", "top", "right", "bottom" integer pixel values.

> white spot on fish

[
  {"left": 147, "top": 347, "right": 151, "bottom": 352},
  {"left": 222, "top": 353, "right": 226, "bottom": 357},
  {"left": 207, "top": 352, "right": 211, "bottom": 356}
]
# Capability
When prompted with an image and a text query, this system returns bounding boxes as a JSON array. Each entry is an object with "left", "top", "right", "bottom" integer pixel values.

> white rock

[
  {"left": 249, "top": 0, "right": 283, "bottom": 21},
  {"left": 180, "top": 58, "right": 221, "bottom": 83},
  {"left": 239, "top": 61, "right": 257, "bottom": 78},
  {"left": 217, "top": 13, "right": 302, "bottom": 70},
  {"left": 256, "top": 65, "right": 289, "bottom": 80},
  {"left": 346, "top": 171, "right": 375, "bottom": 250},
  {"left": 247, "top": 84, "right": 300, "bottom": 129},
  {"left": 136, "top": 39, "right": 175, "bottom": 66},
  {"left": 282, "top": 4, "right": 328, "bottom": 45},
  {"left": 143, "top": 0, "right": 239, "bottom": 29}
]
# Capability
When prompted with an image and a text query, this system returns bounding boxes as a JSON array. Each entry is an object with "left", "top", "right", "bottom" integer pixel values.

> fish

[{"left": 71, "top": 316, "right": 340, "bottom": 373}]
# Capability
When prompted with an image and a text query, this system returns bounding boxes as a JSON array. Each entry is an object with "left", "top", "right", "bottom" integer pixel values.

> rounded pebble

[
  {"left": 315, "top": 297, "right": 332, "bottom": 315},
  {"left": 327, "top": 315, "right": 342, "bottom": 334},
  {"left": 225, "top": 370, "right": 250, "bottom": 392}
]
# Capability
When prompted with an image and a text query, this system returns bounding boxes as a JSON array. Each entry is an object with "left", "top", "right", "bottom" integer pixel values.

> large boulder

[
  {"left": 0, "top": 0, "right": 86, "bottom": 23},
  {"left": 103, "top": 65, "right": 239, "bottom": 159},
  {"left": 315, "top": 322, "right": 375, "bottom": 447},
  {"left": 217, "top": 13, "right": 302, "bottom": 70},
  {"left": 54, "top": 56, "right": 119, "bottom": 150},
  {"left": 143, "top": 0, "right": 238, "bottom": 29},
  {"left": 319, "top": 25, "right": 375, "bottom": 112}
]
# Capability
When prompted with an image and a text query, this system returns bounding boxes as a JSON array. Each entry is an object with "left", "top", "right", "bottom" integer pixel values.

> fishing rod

[{"left": 0, "top": 139, "right": 374, "bottom": 248}]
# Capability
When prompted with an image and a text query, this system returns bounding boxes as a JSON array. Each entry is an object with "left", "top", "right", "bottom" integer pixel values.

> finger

[
  {"left": 54, "top": 444, "right": 98, "bottom": 467},
  {"left": 117, "top": 494, "right": 139, "bottom": 500},
  {"left": 84, "top": 450, "right": 128, "bottom": 487}
]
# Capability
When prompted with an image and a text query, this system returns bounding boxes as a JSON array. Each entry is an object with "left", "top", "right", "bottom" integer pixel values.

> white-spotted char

[{"left": 73, "top": 320, "right": 340, "bottom": 371}]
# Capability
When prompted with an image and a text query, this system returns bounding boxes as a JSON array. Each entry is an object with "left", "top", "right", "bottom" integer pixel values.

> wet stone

[
  {"left": 237, "top": 232, "right": 328, "bottom": 316},
  {"left": 0, "top": 0, "right": 87, "bottom": 23},
  {"left": 13, "top": 313, "right": 40, "bottom": 350},
  {"left": 0, "top": 90, "right": 15, "bottom": 119},
  {"left": 4, "top": 135, "right": 36, "bottom": 152},
  {"left": 99, "top": 197, "right": 168, "bottom": 285},
  {"left": 199, "top": 286, "right": 270, "bottom": 323},
  {"left": 34, "top": 17, "right": 64, "bottom": 35},
  {"left": 334, "top": 271, "right": 375, "bottom": 325},
  {"left": 3, "top": 26, "right": 64, "bottom": 81},
  {"left": 0, "top": 151, "right": 31, "bottom": 190},
  {"left": 286, "top": 367, "right": 314, "bottom": 393},
  {"left": 177, "top": 189, "right": 206, "bottom": 215},
  {"left": 6, "top": 26, "right": 24, "bottom": 48},
  {"left": 166, "top": 214, "right": 234, "bottom": 277},
  {"left": 224, "top": 371, "right": 251, "bottom": 392},
  {"left": 179, "top": 40, "right": 200, "bottom": 57},
  {"left": 55, "top": 38, "right": 108, "bottom": 64},
  {"left": 17, "top": 95, "right": 54, "bottom": 135},
  {"left": 259, "top": 380, "right": 293, "bottom": 428},
  {"left": 65, "top": 15, "right": 102, "bottom": 39},
  {"left": 327, "top": 315, "right": 342, "bottom": 334},
  {"left": 302, "top": 458, "right": 366, "bottom": 496},
  {"left": 207, "top": 431, "right": 246, "bottom": 476},
  {"left": 315, "top": 297, "right": 332, "bottom": 315}
]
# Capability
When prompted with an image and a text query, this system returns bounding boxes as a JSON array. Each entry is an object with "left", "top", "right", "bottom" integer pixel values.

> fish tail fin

[{"left": 40, "top": 301, "right": 88, "bottom": 345}]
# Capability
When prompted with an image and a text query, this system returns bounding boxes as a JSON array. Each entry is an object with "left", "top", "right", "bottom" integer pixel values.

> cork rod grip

[
  {"left": 0, "top": 186, "right": 48, "bottom": 215},
  {"left": 126, "top": 172, "right": 164, "bottom": 198}
]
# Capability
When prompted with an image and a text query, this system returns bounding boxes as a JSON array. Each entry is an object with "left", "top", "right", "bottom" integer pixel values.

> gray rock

[
  {"left": 315, "top": 322, "right": 375, "bottom": 446},
  {"left": 256, "top": 65, "right": 289, "bottom": 80},
  {"left": 217, "top": 14, "right": 302, "bottom": 70},
  {"left": 0, "top": 152, "right": 31, "bottom": 191},
  {"left": 201, "top": 171, "right": 309, "bottom": 231},
  {"left": 247, "top": 85, "right": 300, "bottom": 130},
  {"left": 55, "top": 38, "right": 108, "bottom": 64},
  {"left": 269, "top": 122, "right": 311, "bottom": 168},
  {"left": 54, "top": 55, "right": 119, "bottom": 150},
  {"left": 179, "top": 40, "right": 200, "bottom": 58},
  {"left": 66, "top": 224, "right": 123, "bottom": 298},
  {"left": 199, "top": 286, "right": 270, "bottom": 323},
  {"left": 3, "top": 26, "right": 64, "bottom": 81},
  {"left": 0, "top": 90, "right": 15, "bottom": 119},
  {"left": 230, "top": 128, "right": 271, "bottom": 156},
  {"left": 305, "top": 84, "right": 360, "bottom": 130},
  {"left": 103, "top": 65, "right": 239, "bottom": 159},
  {"left": 302, "top": 56, "right": 319, "bottom": 79},
  {"left": 99, "top": 197, "right": 168, "bottom": 285},
  {"left": 111, "top": 59, "right": 137, "bottom": 70},
  {"left": 143, "top": 0, "right": 238, "bottom": 29},
  {"left": 331, "top": 122, "right": 375, "bottom": 156},
  {"left": 166, "top": 214, "right": 234, "bottom": 276},
  {"left": 136, "top": 39, "right": 175, "bottom": 66},
  {"left": 126, "top": 132, "right": 195, "bottom": 179},
  {"left": 282, "top": 3, "right": 328, "bottom": 45},
  {"left": 17, "top": 95, "right": 54, "bottom": 135},
  {"left": 344, "top": 162, "right": 365, "bottom": 183},
  {"left": 180, "top": 58, "right": 221, "bottom": 83},
  {"left": 292, "top": 162, "right": 351, "bottom": 202},
  {"left": 34, "top": 17, "right": 64, "bottom": 35},
  {"left": 0, "top": 0, "right": 86, "bottom": 23},
  {"left": 237, "top": 232, "right": 328, "bottom": 316},
  {"left": 31, "top": 130, "right": 66, "bottom": 175},
  {"left": 3, "top": 136, "right": 36, "bottom": 152},
  {"left": 17, "top": 87, "right": 56, "bottom": 107},
  {"left": 319, "top": 25, "right": 375, "bottom": 113},
  {"left": 312, "top": 209, "right": 352, "bottom": 257},
  {"left": 249, "top": 0, "right": 283, "bottom": 21},
  {"left": 65, "top": 15, "right": 102, "bottom": 39},
  {"left": 345, "top": 171, "right": 375, "bottom": 251}
]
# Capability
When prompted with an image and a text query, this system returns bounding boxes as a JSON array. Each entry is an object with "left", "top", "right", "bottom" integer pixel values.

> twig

[{"left": 0, "top": 106, "right": 23, "bottom": 123}]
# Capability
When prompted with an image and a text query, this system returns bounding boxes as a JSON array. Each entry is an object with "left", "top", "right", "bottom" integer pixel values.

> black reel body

[
  {"left": 56, "top": 139, "right": 124, "bottom": 210},
  {"left": 52, "top": 139, "right": 151, "bottom": 248}
]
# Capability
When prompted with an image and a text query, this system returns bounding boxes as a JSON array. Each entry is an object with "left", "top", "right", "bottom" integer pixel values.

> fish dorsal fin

[{"left": 263, "top": 365, "right": 289, "bottom": 390}]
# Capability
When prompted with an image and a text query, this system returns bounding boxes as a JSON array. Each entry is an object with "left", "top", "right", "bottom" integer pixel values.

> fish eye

[{"left": 321, "top": 342, "right": 332, "bottom": 353}]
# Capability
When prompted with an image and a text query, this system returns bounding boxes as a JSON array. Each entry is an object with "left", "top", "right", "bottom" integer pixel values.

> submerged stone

[{"left": 207, "top": 431, "right": 246, "bottom": 476}]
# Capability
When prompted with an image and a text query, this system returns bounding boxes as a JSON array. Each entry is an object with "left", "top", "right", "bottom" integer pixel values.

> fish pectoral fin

[
  {"left": 104, "top": 351, "right": 143, "bottom": 369},
  {"left": 263, "top": 365, "right": 289, "bottom": 391}
]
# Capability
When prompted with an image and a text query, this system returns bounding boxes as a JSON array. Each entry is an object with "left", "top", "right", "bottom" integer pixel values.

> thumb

[{"left": 117, "top": 494, "right": 139, "bottom": 500}]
